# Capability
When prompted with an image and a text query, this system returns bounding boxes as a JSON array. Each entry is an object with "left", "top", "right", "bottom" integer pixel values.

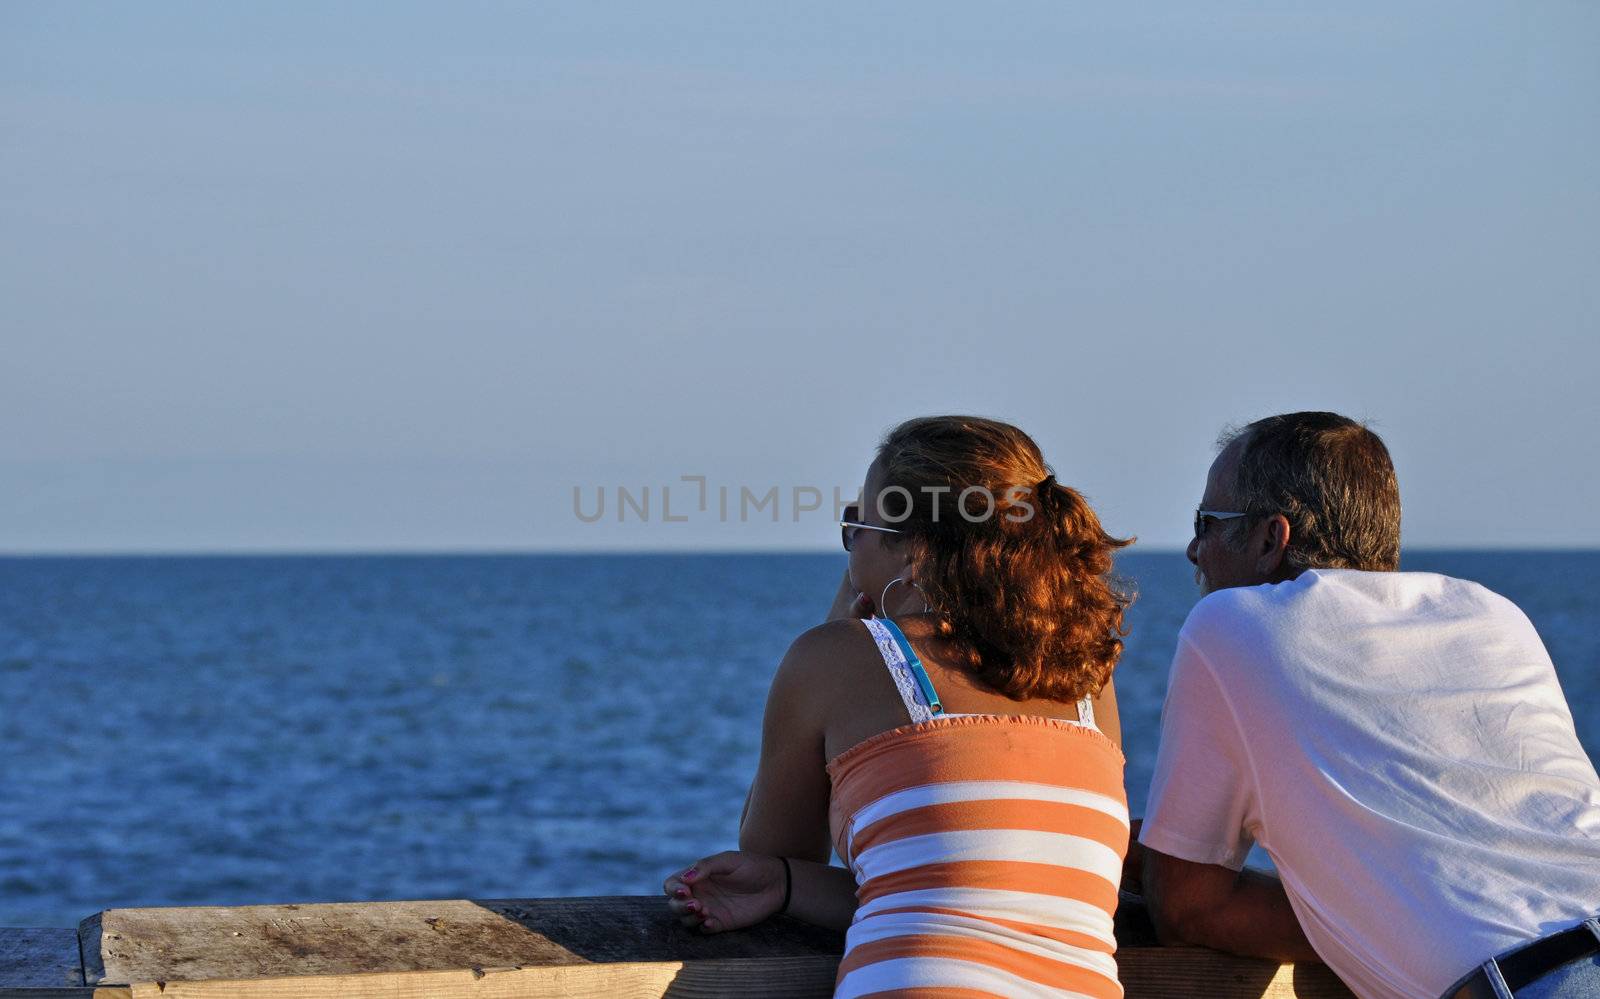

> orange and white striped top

[{"left": 825, "top": 617, "right": 1129, "bottom": 998}]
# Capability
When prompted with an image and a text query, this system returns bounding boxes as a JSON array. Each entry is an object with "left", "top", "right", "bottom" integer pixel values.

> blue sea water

[{"left": 1, "top": 551, "right": 1596, "bottom": 928}]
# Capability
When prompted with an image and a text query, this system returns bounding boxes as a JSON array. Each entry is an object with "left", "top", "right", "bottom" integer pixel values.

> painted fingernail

[
  {"left": 673, "top": 887, "right": 688, "bottom": 898},
  {"left": 683, "top": 868, "right": 698, "bottom": 880}
]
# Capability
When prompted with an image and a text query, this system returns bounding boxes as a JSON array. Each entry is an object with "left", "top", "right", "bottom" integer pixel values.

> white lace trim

[
  {"left": 861, "top": 620, "right": 1099, "bottom": 732},
  {"left": 863, "top": 618, "right": 935, "bottom": 724}
]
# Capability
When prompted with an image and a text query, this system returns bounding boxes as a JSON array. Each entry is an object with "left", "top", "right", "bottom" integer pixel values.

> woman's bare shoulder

[
  {"left": 765, "top": 618, "right": 881, "bottom": 724},
  {"left": 781, "top": 617, "right": 876, "bottom": 675}
]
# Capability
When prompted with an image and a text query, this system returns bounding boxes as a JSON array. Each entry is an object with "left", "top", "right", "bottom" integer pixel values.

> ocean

[{"left": 1, "top": 551, "right": 1595, "bottom": 928}]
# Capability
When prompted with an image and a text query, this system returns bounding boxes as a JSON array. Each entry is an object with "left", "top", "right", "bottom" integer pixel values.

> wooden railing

[{"left": 1, "top": 894, "right": 1352, "bottom": 997}]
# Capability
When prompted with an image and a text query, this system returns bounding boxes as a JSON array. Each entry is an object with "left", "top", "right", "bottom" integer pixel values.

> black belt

[{"left": 1445, "top": 917, "right": 1600, "bottom": 999}]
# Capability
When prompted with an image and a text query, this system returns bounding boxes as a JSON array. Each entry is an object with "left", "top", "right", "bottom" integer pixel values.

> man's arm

[
  {"left": 1142, "top": 847, "right": 1320, "bottom": 963},
  {"left": 1138, "top": 628, "right": 1318, "bottom": 961}
]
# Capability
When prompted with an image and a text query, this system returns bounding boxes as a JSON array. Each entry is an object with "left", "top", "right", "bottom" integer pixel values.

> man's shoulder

[
  {"left": 1303, "top": 568, "right": 1528, "bottom": 626},
  {"left": 1177, "top": 581, "right": 1282, "bottom": 643},
  {"left": 1179, "top": 569, "right": 1532, "bottom": 652},
  {"left": 1189, "top": 568, "right": 1513, "bottom": 612}
]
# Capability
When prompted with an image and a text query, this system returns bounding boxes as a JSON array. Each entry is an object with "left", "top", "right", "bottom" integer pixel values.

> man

[{"left": 1138, "top": 411, "right": 1600, "bottom": 999}]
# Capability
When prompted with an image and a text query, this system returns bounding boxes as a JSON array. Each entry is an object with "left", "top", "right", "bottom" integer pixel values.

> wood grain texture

[
  {"left": 0, "top": 929, "right": 84, "bottom": 988},
  {"left": 58, "top": 953, "right": 1354, "bottom": 999},
  {"left": 1120, "top": 947, "right": 1355, "bottom": 999},
  {"left": 82, "top": 896, "right": 842, "bottom": 986},
  {"left": 115, "top": 957, "right": 841, "bottom": 998},
  {"left": 75, "top": 915, "right": 100, "bottom": 989},
  {"left": 52, "top": 894, "right": 1354, "bottom": 998}
]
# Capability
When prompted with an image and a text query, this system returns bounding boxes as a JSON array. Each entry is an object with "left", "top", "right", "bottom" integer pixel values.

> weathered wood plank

[
  {"left": 474, "top": 897, "right": 846, "bottom": 964},
  {"left": 0, "top": 928, "right": 84, "bottom": 988},
  {"left": 90, "top": 951, "right": 1355, "bottom": 999},
  {"left": 85, "top": 899, "right": 576, "bottom": 984},
  {"left": 82, "top": 896, "right": 842, "bottom": 985},
  {"left": 1120, "top": 947, "right": 1354, "bottom": 999},
  {"left": 113, "top": 956, "right": 841, "bottom": 998},
  {"left": 64, "top": 895, "right": 1351, "bottom": 998},
  {"left": 74, "top": 916, "right": 100, "bottom": 990},
  {"left": 39, "top": 953, "right": 1351, "bottom": 999}
]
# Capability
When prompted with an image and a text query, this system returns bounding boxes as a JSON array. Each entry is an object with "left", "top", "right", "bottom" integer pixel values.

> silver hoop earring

[{"left": 879, "top": 577, "right": 931, "bottom": 619}]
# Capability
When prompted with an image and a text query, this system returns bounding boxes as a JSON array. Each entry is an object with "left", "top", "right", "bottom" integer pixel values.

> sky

[{"left": 2, "top": 2, "right": 1596, "bottom": 553}]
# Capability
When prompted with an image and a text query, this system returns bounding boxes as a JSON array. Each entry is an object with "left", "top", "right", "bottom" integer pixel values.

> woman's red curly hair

[{"left": 875, "top": 415, "right": 1133, "bottom": 702}]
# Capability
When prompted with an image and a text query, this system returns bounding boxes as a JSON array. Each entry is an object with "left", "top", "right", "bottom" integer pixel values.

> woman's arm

[
  {"left": 737, "top": 624, "right": 845, "bottom": 863},
  {"left": 784, "top": 857, "right": 860, "bottom": 930},
  {"left": 666, "top": 625, "right": 861, "bottom": 934},
  {"left": 739, "top": 579, "right": 851, "bottom": 827},
  {"left": 664, "top": 852, "right": 859, "bottom": 933}
]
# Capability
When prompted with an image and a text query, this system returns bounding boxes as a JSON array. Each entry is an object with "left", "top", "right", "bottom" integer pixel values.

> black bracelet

[{"left": 780, "top": 856, "right": 793, "bottom": 914}]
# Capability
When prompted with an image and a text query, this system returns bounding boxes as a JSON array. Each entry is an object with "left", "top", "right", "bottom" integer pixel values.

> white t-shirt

[{"left": 1140, "top": 569, "right": 1600, "bottom": 999}]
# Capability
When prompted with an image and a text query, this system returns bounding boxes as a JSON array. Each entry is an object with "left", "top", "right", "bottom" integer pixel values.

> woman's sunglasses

[{"left": 840, "top": 504, "right": 903, "bottom": 552}]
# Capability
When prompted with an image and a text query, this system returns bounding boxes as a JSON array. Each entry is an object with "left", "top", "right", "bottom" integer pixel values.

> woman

[{"left": 665, "top": 415, "right": 1133, "bottom": 998}]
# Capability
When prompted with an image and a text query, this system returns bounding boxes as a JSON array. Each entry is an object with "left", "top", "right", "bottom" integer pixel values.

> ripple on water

[{"left": 1, "top": 552, "right": 1596, "bottom": 926}]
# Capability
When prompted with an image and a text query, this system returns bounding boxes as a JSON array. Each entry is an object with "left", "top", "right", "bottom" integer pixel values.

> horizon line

[{"left": 2, "top": 545, "right": 1598, "bottom": 559}]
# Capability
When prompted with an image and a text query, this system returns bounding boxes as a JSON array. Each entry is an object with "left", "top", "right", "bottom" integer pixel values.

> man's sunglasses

[
  {"left": 840, "top": 504, "right": 903, "bottom": 552},
  {"left": 1194, "top": 509, "right": 1249, "bottom": 539}
]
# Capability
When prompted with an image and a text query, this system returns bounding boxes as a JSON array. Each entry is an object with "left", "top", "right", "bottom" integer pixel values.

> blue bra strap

[{"left": 875, "top": 617, "right": 943, "bottom": 715}]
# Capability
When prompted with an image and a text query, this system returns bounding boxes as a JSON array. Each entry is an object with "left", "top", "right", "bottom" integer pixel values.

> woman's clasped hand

[{"left": 662, "top": 850, "right": 786, "bottom": 935}]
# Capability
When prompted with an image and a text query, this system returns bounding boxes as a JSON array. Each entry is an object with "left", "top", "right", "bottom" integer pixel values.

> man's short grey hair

[{"left": 1218, "top": 412, "right": 1401, "bottom": 573}]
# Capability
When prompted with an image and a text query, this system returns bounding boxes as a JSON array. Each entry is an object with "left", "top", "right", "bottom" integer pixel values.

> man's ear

[{"left": 1256, "top": 514, "right": 1291, "bottom": 577}]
